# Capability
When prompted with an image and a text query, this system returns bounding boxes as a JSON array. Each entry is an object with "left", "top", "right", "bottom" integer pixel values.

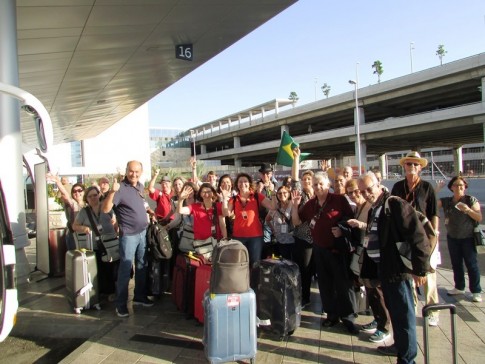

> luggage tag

[
  {"left": 363, "top": 236, "right": 369, "bottom": 248},
  {"left": 309, "top": 218, "right": 316, "bottom": 229}
]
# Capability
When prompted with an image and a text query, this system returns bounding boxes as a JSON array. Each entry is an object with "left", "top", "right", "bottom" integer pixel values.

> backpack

[
  {"left": 146, "top": 221, "right": 172, "bottom": 260},
  {"left": 384, "top": 196, "right": 437, "bottom": 272},
  {"left": 210, "top": 239, "right": 250, "bottom": 294}
]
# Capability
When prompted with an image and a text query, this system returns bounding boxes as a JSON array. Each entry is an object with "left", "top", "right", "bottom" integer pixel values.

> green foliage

[
  {"left": 372, "top": 60, "right": 384, "bottom": 83},
  {"left": 321, "top": 83, "right": 331, "bottom": 98},
  {"left": 436, "top": 44, "right": 447, "bottom": 65},
  {"left": 288, "top": 91, "right": 299, "bottom": 104}
]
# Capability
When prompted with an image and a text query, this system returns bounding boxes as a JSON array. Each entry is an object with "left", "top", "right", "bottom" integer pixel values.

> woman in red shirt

[
  {"left": 178, "top": 183, "right": 227, "bottom": 243},
  {"left": 221, "top": 173, "right": 274, "bottom": 266}
]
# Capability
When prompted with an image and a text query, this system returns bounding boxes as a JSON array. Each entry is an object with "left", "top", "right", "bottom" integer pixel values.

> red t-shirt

[
  {"left": 230, "top": 193, "right": 265, "bottom": 238},
  {"left": 299, "top": 193, "right": 353, "bottom": 248},
  {"left": 188, "top": 202, "right": 223, "bottom": 240},
  {"left": 149, "top": 189, "right": 173, "bottom": 219}
]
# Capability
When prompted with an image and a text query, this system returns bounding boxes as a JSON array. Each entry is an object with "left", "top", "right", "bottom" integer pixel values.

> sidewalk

[{"left": 5, "top": 252, "right": 484, "bottom": 364}]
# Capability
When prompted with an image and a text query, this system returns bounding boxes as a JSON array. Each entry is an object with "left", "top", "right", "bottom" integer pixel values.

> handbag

[
  {"left": 99, "top": 233, "right": 120, "bottom": 263},
  {"left": 178, "top": 223, "right": 195, "bottom": 253},
  {"left": 473, "top": 224, "right": 485, "bottom": 247},
  {"left": 85, "top": 207, "right": 120, "bottom": 262},
  {"left": 350, "top": 246, "right": 364, "bottom": 276},
  {"left": 193, "top": 237, "right": 217, "bottom": 259}
]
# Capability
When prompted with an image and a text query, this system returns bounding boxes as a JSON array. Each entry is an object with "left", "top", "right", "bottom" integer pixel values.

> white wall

[{"left": 25, "top": 103, "right": 152, "bottom": 184}]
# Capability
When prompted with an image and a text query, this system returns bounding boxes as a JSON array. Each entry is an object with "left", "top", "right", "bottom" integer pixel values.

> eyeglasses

[
  {"left": 277, "top": 192, "right": 288, "bottom": 196},
  {"left": 405, "top": 162, "right": 420, "bottom": 167},
  {"left": 201, "top": 190, "right": 213, "bottom": 195},
  {"left": 359, "top": 184, "right": 375, "bottom": 195},
  {"left": 346, "top": 190, "right": 360, "bottom": 196},
  {"left": 453, "top": 183, "right": 465, "bottom": 187},
  {"left": 72, "top": 189, "right": 84, "bottom": 193}
]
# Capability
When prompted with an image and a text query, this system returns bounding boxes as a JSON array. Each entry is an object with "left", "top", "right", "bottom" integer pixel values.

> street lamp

[
  {"left": 349, "top": 79, "right": 362, "bottom": 175},
  {"left": 410, "top": 42, "right": 415, "bottom": 73},
  {"left": 189, "top": 129, "right": 196, "bottom": 160}
]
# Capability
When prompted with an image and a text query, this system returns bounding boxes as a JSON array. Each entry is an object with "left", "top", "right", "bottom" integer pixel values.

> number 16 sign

[{"left": 175, "top": 44, "right": 193, "bottom": 61}]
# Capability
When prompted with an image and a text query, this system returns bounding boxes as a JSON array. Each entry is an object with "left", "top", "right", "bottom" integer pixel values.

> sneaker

[
  {"left": 377, "top": 344, "right": 398, "bottom": 357},
  {"left": 472, "top": 293, "right": 483, "bottom": 302},
  {"left": 428, "top": 315, "right": 439, "bottom": 327},
  {"left": 116, "top": 307, "right": 129, "bottom": 318},
  {"left": 447, "top": 288, "right": 465, "bottom": 296},
  {"left": 133, "top": 297, "right": 154, "bottom": 307},
  {"left": 360, "top": 320, "right": 378, "bottom": 333},
  {"left": 369, "top": 330, "right": 390, "bottom": 343}
]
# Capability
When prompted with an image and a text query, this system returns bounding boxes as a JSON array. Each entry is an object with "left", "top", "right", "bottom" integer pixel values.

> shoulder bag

[{"left": 86, "top": 207, "right": 120, "bottom": 263}]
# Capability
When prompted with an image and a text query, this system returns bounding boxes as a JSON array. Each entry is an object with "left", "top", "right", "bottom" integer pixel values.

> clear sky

[{"left": 148, "top": 0, "right": 485, "bottom": 130}]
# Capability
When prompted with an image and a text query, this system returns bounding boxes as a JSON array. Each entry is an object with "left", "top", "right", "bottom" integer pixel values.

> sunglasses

[
  {"left": 405, "top": 162, "right": 420, "bottom": 167},
  {"left": 359, "top": 184, "right": 375, "bottom": 194},
  {"left": 72, "top": 189, "right": 84, "bottom": 193}
]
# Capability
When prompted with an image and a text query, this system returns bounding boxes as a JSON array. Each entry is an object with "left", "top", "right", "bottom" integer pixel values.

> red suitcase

[
  {"left": 194, "top": 262, "right": 212, "bottom": 324},
  {"left": 171, "top": 253, "right": 201, "bottom": 315}
]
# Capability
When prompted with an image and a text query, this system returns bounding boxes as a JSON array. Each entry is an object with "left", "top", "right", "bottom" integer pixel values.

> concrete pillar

[
  {"left": 335, "top": 154, "right": 345, "bottom": 170},
  {"left": 280, "top": 125, "right": 289, "bottom": 135},
  {"left": 200, "top": 144, "right": 207, "bottom": 154},
  {"left": 261, "top": 107, "right": 265, "bottom": 122},
  {"left": 453, "top": 146, "right": 463, "bottom": 175},
  {"left": 234, "top": 158, "right": 242, "bottom": 169},
  {"left": 238, "top": 115, "right": 241, "bottom": 128},
  {"left": 482, "top": 77, "right": 485, "bottom": 102},
  {"left": 275, "top": 100, "right": 279, "bottom": 117},
  {"left": 379, "top": 153, "right": 387, "bottom": 179},
  {"left": 234, "top": 136, "right": 240, "bottom": 148},
  {"left": 0, "top": 0, "right": 30, "bottom": 281}
]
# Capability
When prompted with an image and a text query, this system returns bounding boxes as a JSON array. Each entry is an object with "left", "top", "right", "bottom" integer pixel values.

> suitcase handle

[
  {"left": 422, "top": 303, "right": 457, "bottom": 364},
  {"left": 422, "top": 303, "right": 456, "bottom": 317}
]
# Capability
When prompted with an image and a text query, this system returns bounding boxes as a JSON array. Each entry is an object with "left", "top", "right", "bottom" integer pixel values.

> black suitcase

[
  {"left": 65, "top": 249, "right": 100, "bottom": 314},
  {"left": 253, "top": 257, "right": 302, "bottom": 339},
  {"left": 422, "top": 303, "right": 458, "bottom": 364},
  {"left": 147, "top": 258, "right": 170, "bottom": 297}
]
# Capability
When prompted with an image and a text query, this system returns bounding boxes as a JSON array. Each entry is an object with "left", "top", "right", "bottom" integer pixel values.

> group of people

[{"left": 48, "top": 150, "right": 482, "bottom": 364}]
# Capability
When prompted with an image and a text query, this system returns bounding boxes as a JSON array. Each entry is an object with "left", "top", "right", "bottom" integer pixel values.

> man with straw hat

[{"left": 391, "top": 151, "right": 440, "bottom": 327}]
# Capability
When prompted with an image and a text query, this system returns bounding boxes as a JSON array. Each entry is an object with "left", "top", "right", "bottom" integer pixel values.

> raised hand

[{"left": 112, "top": 178, "right": 120, "bottom": 192}]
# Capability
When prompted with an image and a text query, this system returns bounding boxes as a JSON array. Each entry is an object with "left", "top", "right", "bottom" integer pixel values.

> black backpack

[{"left": 146, "top": 221, "right": 172, "bottom": 260}]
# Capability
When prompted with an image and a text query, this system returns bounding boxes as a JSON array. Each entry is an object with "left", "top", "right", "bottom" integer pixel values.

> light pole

[
  {"left": 189, "top": 129, "right": 196, "bottom": 160},
  {"left": 410, "top": 42, "right": 415, "bottom": 73},
  {"left": 349, "top": 79, "right": 362, "bottom": 175}
]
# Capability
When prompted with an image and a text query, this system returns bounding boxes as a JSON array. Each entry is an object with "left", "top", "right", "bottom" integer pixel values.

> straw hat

[{"left": 399, "top": 151, "right": 428, "bottom": 168}]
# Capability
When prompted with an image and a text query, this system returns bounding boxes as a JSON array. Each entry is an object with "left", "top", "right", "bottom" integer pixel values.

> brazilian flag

[{"left": 276, "top": 131, "right": 311, "bottom": 167}]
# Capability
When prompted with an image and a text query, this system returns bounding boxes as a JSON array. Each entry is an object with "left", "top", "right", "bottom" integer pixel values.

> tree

[
  {"left": 321, "top": 83, "right": 331, "bottom": 98},
  {"left": 372, "top": 60, "right": 384, "bottom": 83},
  {"left": 288, "top": 91, "right": 299, "bottom": 106},
  {"left": 436, "top": 44, "right": 447, "bottom": 66}
]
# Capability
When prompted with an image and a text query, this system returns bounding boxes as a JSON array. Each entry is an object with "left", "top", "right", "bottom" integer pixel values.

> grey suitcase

[
  {"left": 65, "top": 249, "right": 100, "bottom": 314},
  {"left": 203, "top": 289, "right": 257, "bottom": 364},
  {"left": 422, "top": 303, "right": 457, "bottom": 364}
]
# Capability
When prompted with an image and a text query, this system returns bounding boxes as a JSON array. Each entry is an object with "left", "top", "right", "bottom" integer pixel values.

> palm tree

[
  {"left": 436, "top": 44, "right": 447, "bottom": 66},
  {"left": 288, "top": 91, "right": 299, "bottom": 106},
  {"left": 372, "top": 60, "right": 384, "bottom": 83},
  {"left": 321, "top": 83, "right": 331, "bottom": 98}
]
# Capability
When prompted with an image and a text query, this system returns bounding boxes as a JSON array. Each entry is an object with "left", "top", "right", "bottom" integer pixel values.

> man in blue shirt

[{"left": 102, "top": 160, "right": 153, "bottom": 317}]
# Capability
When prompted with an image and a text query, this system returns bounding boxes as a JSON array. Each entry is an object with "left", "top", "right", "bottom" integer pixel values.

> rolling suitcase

[
  {"left": 194, "top": 260, "right": 212, "bottom": 324},
  {"left": 253, "top": 257, "right": 302, "bottom": 339},
  {"left": 203, "top": 289, "right": 257, "bottom": 364},
  {"left": 422, "top": 303, "right": 458, "bottom": 364},
  {"left": 147, "top": 258, "right": 170, "bottom": 297},
  {"left": 65, "top": 248, "right": 100, "bottom": 314},
  {"left": 171, "top": 252, "right": 201, "bottom": 315}
]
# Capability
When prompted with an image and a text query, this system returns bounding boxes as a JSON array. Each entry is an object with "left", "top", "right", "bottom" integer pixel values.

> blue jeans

[
  {"left": 447, "top": 236, "right": 482, "bottom": 293},
  {"left": 116, "top": 230, "right": 148, "bottom": 310},
  {"left": 233, "top": 236, "right": 263, "bottom": 268},
  {"left": 381, "top": 278, "right": 417, "bottom": 364}
]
